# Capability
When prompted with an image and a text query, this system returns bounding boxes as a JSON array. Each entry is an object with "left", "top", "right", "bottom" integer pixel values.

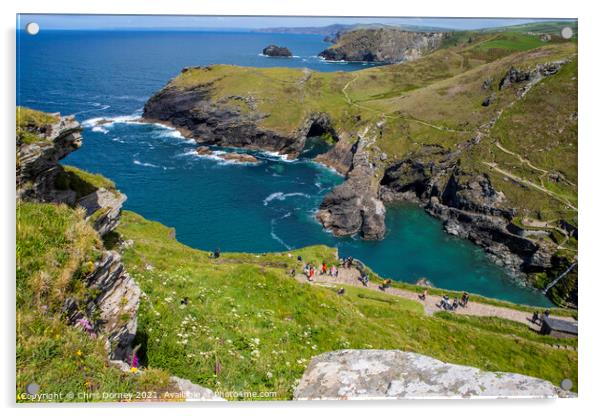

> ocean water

[{"left": 17, "top": 29, "right": 552, "bottom": 306}]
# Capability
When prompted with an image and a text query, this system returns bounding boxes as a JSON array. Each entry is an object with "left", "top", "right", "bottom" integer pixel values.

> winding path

[{"left": 293, "top": 266, "right": 576, "bottom": 332}]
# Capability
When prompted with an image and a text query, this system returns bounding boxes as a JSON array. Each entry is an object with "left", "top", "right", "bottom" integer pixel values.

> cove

[{"left": 17, "top": 29, "right": 552, "bottom": 306}]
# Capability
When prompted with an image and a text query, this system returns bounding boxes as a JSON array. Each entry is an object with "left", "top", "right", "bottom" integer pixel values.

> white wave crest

[{"left": 263, "top": 192, "right": 310, "bottom": 206}]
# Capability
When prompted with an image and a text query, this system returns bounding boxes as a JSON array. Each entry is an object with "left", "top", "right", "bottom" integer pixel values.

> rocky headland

[
  {"left": 141, "top": 37, "right": 577, "bottom": 305},
  {"left": 262, "top": 44, "right": 293, "bottom": 57},
  {"left": 318, "top": 27, "right": 449, "bottom": 63}
]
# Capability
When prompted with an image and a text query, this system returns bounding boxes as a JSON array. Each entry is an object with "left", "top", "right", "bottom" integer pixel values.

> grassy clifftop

[
  {"left": 116, "top": 210, "right": 577, "bottom": 399},
  {"left": 16, "top": 202, "right": 173, "bottom": 402}
]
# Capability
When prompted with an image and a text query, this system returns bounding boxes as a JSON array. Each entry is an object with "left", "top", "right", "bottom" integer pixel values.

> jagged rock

[
  {"left": 143, "top": 84, "right": 302, "bottom": 156},
  {"left": 499, "top": 67, "right": 531, "bottom": 90},
  {"left": 219, "top": 152, "right": 259, "bottom": 163},
  {"left": 85, "top": 250, "right": 141, "bottom": 361},
  {"left": 262, "top": 45, "right": 292, "bottom": 57},
  {"left": 294, "top": 350, "right": 574, "bottom": 399},
  {"left": 482, "top": 93, "right": 496, "bottom": 107},
  {"left": 319, "top": 28, "right": 449, "bottom": 63},
  {"left": 77, "top": 188, "right": 127, "bottom": 237},
  {"left": 317, "top": 131, "right": 386, "bottom": 240},
  {"left": 169, "top": 376, "right": 225, "bottom": 401},
  {"left": 17, "top": 115, "right": 82, "bottom": 200},
  {"left": 196, "top": 146, "right": 212, "bottom": 155}
]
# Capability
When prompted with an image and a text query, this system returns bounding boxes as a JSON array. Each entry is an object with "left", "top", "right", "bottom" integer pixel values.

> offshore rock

[
  {"left": 262, "top": 44, "right": 292, "bottom": 57},
  {"left": 294, "top": 350, "right": 574, "bottom": 399}
]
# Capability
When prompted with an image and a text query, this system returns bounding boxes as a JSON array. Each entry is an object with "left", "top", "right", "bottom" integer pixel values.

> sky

[{"left": 16, "top": 15, "right": 576, "bottom": 31}]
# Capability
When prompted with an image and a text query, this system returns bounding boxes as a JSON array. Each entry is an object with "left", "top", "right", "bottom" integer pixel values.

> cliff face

[
  {"left": 294, "top": 350, "right": 574, "bottom": 399},
  {"left": 17, "top": 114, "right": 83, "bottom": 203},
  {"left": 319, "top": 28, "right": 449, "bottom": 63},
  {"left": 143, "top": 83, "right": 304, "bottom": 155},
  {"left": 17, "top": 112, "right": 138, "bottom": 362}
]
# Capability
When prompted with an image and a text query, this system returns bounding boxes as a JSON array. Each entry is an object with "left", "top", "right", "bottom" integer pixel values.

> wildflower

[
  {"left": 130, "top": 367, "right": 138, "bottom": 373},
  {"left": 252, "top": 338, "right": 260, "bottom": 345},
  {"left": 311, "top": 345, "right": 317, "bottom": 350},
  {"left": 266, "top": 371, "right": 273, "bottom": 379},
  {"left": 76, "top": 350, "right": 83, "bottom": 357}
]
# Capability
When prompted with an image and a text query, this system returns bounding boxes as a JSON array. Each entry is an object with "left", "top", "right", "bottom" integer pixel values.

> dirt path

[
  {"left": 482, "top": 161, "right": 578, "bottom": 211},
  {"left": 293, "top": 266, "right": 576, "bottom": 331}
]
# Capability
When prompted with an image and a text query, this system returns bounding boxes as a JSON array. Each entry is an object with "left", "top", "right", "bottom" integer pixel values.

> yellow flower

[
  {"left": 130, "top": 367, "right": 138, "bottom": 373},
  {"left": 76, "top": 350, "right": 83, "bottom": 357}
]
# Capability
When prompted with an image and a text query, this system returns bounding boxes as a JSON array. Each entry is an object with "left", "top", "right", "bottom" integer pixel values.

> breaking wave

[{"left": 263, "top": 192, "right": 310, "bottom": 206}]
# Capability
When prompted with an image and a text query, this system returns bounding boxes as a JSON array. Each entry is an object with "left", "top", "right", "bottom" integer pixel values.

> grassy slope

[
  {"left": 16, "top": 106, "right": 59, "bottom": 145},
  {"left": 117, "top": 210, "right": 577, "bottom": 399},
  {"left": 55, "top": 165, "right": 118, "bottom": 199},
  {"left": 16, "top": 202, "right": 173, "bottom": 402}
]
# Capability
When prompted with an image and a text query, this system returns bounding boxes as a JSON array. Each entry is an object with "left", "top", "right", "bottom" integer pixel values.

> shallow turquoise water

[{"left": 17, "top": 29, "right": 552, "bottom": 306}]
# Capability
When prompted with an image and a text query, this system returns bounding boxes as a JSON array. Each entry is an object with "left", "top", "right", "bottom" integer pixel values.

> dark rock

[
  {"left": 482, "top": 93, "right": 496, "bottom": 107},
  {"left": 317, "top": 134, "right": 385, "bottom": 240},
  {"left": 262, "top": 45, "right": 292, "bottom": 57}
]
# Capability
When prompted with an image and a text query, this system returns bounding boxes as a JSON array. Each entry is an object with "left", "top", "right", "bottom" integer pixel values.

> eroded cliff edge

[{"left": 141, "top": 38, "right": 577, "bottom": 305}]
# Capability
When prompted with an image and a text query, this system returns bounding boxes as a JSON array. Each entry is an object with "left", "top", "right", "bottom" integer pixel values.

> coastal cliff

[
  {"left": 17, "top": 107, "right": 138, "bottom": 361},
  {"left": 16, "top": 107, "right": 223, "bottom": 400},
  {"left": 319, "top": 28, "right": 449, "bottom": 63},
  {"left": 141, "top": 36, "right": 577, "bottom": 305}
]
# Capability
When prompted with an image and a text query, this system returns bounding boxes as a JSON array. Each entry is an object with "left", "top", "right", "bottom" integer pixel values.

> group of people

[
  {"left": 299, "top": 257, "right": 338, "bottom": 282},
  {"left": 436, "top": 292, "right": 470, "bottom": 311}
]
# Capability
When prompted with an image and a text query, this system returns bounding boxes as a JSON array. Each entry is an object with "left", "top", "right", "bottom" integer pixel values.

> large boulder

[{"left": 294, "top": 350, "right": 574, "bottom": 399}]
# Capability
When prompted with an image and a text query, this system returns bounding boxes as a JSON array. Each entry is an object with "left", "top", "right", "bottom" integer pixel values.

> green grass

[
  {"left": 54, "top": 165, "right": 118, "bottom": 200},
  {"left": 16, "top": 202, "right": 177, "bottom": 402},
  {"left": 117, "top": 210, "right": 577, "bottom": 399},
  {"left": 17, "top": 106, "right": 59, "bottom": 145}
]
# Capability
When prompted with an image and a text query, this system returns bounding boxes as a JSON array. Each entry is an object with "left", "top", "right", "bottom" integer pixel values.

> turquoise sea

[{"left": 17, "top": 30, "right": 552, "bottom": 306}]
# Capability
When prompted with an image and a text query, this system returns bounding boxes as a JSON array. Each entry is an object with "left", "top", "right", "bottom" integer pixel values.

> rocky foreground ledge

[{"left": 294, "top": 350, "right": 574, "bottom": 400}]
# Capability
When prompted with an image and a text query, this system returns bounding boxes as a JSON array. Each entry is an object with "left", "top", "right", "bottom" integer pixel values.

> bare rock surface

[
  {"left": 77, "top": 187, "right": 127, "bottom": 237},
  {"left": 169, "top": 376, "right": 225, "bottom": 401},
  {"left": 294, "top": 350, "right": 573, "bottom": 400}
]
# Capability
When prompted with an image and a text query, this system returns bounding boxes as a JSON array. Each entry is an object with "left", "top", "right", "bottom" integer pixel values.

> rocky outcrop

[
  {"left": 319, "top": 28, "right": 448, "bottom": 63},
  {"left": 17, "top": 115, "right": 82, "bottom": 202},
  {"left": 262, "top": 45, "right": 292, "bottom": 57},
  {"left": 143, "top": 82, "right": 303, "bottom": 156},
  {"left": 78, "top": 188, "right": 127, "bottom": 237},
  {"left": 380, "top": 149, "right": 557, "bottom": 276},
  {"left": 63, "top": 251, "right": 141, "bottom": 361},
  {"left": 294, "top": 350, "right": 574, "bottom": 399},
  {"left": 18, "top": 112, "right": 139, "bottom": 361},
  {"left": 317, "top": 128, "right": 386, "bottom": 239},
  {"left": 195, "top": 146, "right": 259, "bottom": 163}
]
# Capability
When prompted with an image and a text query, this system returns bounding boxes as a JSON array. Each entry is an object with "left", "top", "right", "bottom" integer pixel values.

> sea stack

[{"left": 262, "top": 45, "right": 293, "bottom": 57}]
